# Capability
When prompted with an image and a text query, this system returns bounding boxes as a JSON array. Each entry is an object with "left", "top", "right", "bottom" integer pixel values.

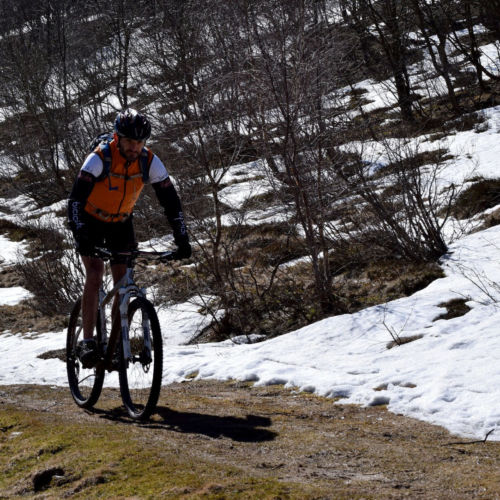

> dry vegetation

[{"left": 0, "top": 0, "right": 499, "bottom": 340}]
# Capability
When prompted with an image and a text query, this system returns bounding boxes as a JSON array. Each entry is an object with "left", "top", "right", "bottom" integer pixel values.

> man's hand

[{"left": 172, "top": 242, "right": 192, "bottom": 260}]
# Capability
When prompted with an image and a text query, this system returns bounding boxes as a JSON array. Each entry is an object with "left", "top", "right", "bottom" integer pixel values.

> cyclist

[{"left": 67, "top": 108, "right": 191, "bottom": 365}]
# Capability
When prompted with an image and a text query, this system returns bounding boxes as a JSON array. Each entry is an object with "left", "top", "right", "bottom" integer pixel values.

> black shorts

[{"left": 81, "top": 212, "right": 137, "bottom": 264}]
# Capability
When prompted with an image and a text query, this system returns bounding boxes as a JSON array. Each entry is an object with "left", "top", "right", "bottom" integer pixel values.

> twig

[
  {"left": 381, "top": 305, "right": 413, "bottom": 346},
  {"left": 444, "top": 429, "right": 495, "bottom": 446}
]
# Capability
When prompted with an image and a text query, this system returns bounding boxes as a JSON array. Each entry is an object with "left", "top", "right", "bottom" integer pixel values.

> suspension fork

[
  {"left": 119, "top": 287, "right": 133, "bottom": 362},
  {"left": 121, "top": 286, "right": 152, "bottom": 363},
  {"left": 100, "top": 272, "right": 128, "bottom": 367},
  {"left": 98, "top": 287, "right": 108, "bottom": 346},
  {"left": 103, "top": 303, "right": 121, "bottom": 368},
  {"left": 140, "top": 287, "right": 152, "bottom": 357}
]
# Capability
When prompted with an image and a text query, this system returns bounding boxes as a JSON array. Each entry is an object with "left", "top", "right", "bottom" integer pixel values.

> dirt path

[{"left": 2, "top": 381, "right": 500, "bottom": 498}]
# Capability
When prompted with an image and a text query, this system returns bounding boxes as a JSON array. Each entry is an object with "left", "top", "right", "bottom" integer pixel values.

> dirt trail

[{"left": 2, "top": 380, "right": 500, "bottom": 498}]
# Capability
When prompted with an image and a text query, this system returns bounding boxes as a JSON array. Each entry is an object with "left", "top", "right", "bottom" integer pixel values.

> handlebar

[{"left": 91, "top": 247, "right": 176, "bottom": 263}]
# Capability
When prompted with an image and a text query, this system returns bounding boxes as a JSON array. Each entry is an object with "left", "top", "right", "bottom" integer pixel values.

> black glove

[{"left": 172, "top": 242, "right": 192, "bottom": 260}]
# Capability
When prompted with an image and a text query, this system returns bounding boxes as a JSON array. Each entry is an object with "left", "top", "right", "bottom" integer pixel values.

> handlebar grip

[{"left": 92, "top": 247, "right": 113, "bottom": 259}]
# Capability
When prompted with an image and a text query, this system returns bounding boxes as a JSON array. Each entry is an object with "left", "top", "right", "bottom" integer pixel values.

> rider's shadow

[
  {"left": 155, "top": 406, "right": 277, "bottom": 442},
  {"left": 95, "top": 406, "right": 277, "bottom": 442}
]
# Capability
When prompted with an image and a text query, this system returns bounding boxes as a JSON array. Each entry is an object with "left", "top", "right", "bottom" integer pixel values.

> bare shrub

[
  {"left": 15, "top": 222, "right": 83, "bottom": 316},
  {"left": 187, "top": 262, "right": 328, "bottom": 342},
  {"left": 336, "top": 137, "right": 455, "bottom": 262}
]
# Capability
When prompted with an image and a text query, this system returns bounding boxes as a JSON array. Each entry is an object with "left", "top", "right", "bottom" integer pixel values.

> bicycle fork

[{"left": 98, "top": 288, "right": 108, "bottom": 347}]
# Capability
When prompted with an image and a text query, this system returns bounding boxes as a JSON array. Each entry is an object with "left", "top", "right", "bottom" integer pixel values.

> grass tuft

[
  {"left": 434, "top": 298, "right": 471, "bottom": 321},
  {"left": 452, "top": 178, "right": 500, "bottom": 219}
]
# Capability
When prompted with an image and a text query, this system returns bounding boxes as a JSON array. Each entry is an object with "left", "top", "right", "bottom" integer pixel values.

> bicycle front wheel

[
  {"left": 119, "top": 297, "right": 163, "bottom": 420},
  {"left": 66, "top": 298, "right": 105, "bottom": 408}
]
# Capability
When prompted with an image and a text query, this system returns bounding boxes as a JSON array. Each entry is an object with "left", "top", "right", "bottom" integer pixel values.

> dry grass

[
  {"left": 452, "top": 178, "right": 500, "bottom": 220},
  {"left": 434, "top": 298, "right": 471, "bottom": 321},
  {"left": 0, "top": 302, "right": 67, "bottom": 334}
]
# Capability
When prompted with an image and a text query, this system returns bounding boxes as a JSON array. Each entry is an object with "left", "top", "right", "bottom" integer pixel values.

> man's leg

[{"left": 82, "top": 255, "right": 105, "bottom": 340}]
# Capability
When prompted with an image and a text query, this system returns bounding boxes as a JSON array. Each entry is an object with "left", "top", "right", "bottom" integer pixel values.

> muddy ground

[{"left": 2, "top": 380, "right": 500, "bottom": 498}]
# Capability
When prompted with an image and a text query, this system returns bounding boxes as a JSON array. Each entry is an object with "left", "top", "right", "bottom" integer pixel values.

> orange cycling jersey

[{"left": 85, "top": 139, "right": 153, "bottom": 223}]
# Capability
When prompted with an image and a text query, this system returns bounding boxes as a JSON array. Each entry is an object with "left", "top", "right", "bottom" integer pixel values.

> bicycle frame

[
  {"left": 97, "top": 264, "right": 149, "bottom": 367},
  {"left": 67, "top": 247, "right": 174, "bottom": 419},
  {"left": 88, "top": 247, "right": 173, "bottom": 371}
]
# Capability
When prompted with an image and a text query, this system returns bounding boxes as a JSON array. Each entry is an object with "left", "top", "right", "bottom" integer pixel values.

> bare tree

[
  {"left": 410, "top": 0, "right": 461, "bottom": 114},
  {"left": 88, "top": 0, "right": 155, "bottom": 109},
  {"left": 237, "top": 0, "right": 362, "bottom": 314},
  {"left": 134, "top": 0, "right": 274, "bottom": 336},
  {"left": 339, "top": 0, "right": 416, "bottom": 122},
  {"left": 0, "top": 0, "right": 90, "bottom": 205},
  {"left": 444, "top": 0, "right": 500, "bottom": 91}
]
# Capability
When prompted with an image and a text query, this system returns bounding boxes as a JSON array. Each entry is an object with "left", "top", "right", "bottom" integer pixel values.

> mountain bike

[{"left": 66, "top": 247, "right": 174, "bottom": 420}]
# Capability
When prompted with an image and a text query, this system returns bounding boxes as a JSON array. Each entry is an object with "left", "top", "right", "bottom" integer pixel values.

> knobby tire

[
  {"left": 118, "top": 297, "right": 163, "bottom": 420},
  {"left": 66, "top": 298, "right": 105, "bottom": 408}
]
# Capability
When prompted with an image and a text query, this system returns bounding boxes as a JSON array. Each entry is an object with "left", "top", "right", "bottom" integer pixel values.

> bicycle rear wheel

[
  {"left": 119, "top": 297, "right": 163, "bottom": 420},
  {"left": 66, "top": 298, "right": 105, "bottom": 408}
]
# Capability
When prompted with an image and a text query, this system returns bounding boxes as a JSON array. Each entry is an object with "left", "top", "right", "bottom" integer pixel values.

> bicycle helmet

[{"left": 114, "top": 108, "right": 151, "bottom": 141}]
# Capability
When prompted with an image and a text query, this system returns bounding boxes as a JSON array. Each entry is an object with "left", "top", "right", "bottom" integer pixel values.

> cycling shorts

[{"left": 80, "top": 212, "right": 137, "bottom": 265}]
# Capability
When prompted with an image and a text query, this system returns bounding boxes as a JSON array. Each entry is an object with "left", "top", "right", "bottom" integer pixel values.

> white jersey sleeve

[
  {"left": 80, "top": 151, "right": 169, "bottom": 183},
  {"left": 148, "top": 155, "right": 169, "bottom": 184},
  {"left": 81, "top": 153, "right": 104, "bottom": 178}
]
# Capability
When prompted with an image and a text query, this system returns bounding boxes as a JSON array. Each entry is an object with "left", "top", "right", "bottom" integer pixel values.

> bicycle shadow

[
  {"left": 93, "top": 406, "right": 277, "bottom": 443},
  {"left": 157, "top": 406, "right": 277, "bottom": 442}
]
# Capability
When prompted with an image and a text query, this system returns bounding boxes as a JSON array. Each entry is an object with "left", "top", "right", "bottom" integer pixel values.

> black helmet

[{"left": 114, "top": 108, "right": 151, "bottom": 141}]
